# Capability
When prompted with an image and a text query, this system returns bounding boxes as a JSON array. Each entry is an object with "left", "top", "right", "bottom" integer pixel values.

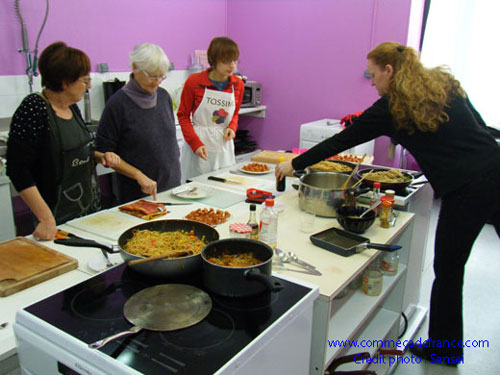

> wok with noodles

[
  {"left": 356, "top": 167, "right": 415, "bottom": 193},
  {"left": 118, "top": 219, "right": 220, "bottom": 278}
]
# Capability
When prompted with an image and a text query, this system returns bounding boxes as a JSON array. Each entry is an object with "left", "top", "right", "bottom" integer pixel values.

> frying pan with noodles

[
  {"left": 356, "top": 167, "right": 415, "bottom": 193},
  {"left": 55, "top": 219, "right": 219, "bottom": 278}
]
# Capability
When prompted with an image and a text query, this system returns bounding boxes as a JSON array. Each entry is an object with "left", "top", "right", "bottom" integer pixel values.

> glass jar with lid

[{"left": 229, "top": 223, "right": 252, "bottom": 239}]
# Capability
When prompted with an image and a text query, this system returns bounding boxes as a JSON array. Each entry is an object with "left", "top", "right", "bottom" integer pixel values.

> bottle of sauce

[
  {"left": 276, "top": 156, "right": 286, "bottom": 192},
  {"left": 259, "top": 199, "right": 278, "bottom": 249},
  {"left": 379, "top": 199, "right": 393, "bottom": 228},
  {"left": 247, "top": 204, "right": 259, "bottom": 240}
]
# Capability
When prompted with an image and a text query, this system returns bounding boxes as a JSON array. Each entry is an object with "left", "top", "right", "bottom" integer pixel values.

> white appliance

[
  {"left": 299, "top": 118, "right": 374, "bottom": 156},
  {"left": 14, "top": 270, "right": 319, "bottom": 375}
]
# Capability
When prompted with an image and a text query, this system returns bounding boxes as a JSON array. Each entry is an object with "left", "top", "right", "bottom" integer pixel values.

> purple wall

[
  {"left": 228, "top": 0, "right": 415, "bottom": 168},
  {"left": 0, "top": 0, "right": 227, "bottom": 75},
  {"left": 1, "top": 0, "right": 420, "bottom": 168}
]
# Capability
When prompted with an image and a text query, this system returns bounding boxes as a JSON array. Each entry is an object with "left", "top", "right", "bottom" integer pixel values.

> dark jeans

[{"left": 429, "top": 167, "right": 500, "bottom": 357}]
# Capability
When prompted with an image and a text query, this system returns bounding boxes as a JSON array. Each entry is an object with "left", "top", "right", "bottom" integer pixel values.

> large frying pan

[
  {"left": 88, "top": 284, "right": 212, "bottom": 349},
  {"left": 54, "top": 219, "right": 219, "bottom": 278},
  {"left": 356, "top": 167, "right": 419, "bottom": 193}
]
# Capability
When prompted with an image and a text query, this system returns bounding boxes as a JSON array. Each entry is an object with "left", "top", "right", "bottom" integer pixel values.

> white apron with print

[{"left": 181, "top": 87, "right": 236, "bottom": 180}]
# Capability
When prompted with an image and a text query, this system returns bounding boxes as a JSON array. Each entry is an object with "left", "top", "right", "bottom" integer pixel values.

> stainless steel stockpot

[{"left": 298, "top": 171, "right": 358, "bottom": 217}]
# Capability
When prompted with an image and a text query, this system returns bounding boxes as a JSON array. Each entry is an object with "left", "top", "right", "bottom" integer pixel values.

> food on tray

[
  {"left": 123, "top": 229, "right": 206, "bottom": 258},
  {"left": 186, "top": 208, "right": 231, "bottom": 226},
  {"left": 242, "top": 163, "right": 270, "bottom": 172},
  {"left": 363, "top": 169, "right": 411, "bottom": 183},
  {"left": 207, "top": 252, "right": 262, "bottom": 267},
  {"left": 329, "top": 154, "right": 364, "bottom": 163},
  {"left": 118, "top": 200, "right": 169, "bottom": 220},
  {"left": 310, "top": 160, "right": 352, "bottom": 172}
]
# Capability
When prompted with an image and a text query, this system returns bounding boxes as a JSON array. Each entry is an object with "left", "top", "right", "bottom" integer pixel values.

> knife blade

[{"left": 207, "top": 176, "right": 242, "bottom": 184}]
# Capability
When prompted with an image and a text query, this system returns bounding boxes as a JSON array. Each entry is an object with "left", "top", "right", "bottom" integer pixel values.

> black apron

[{"left": 43, "top": 95, "right": 100, "bottom": 224}]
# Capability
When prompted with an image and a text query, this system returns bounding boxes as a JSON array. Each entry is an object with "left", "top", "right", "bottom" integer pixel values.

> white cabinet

[{"left": 299, "top": 118, "right": 374, "bottom": 156}]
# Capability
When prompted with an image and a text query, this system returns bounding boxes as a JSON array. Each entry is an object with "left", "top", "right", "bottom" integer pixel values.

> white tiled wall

[{"left": 0, "top": 70, "right": 190, "bottom": 122}]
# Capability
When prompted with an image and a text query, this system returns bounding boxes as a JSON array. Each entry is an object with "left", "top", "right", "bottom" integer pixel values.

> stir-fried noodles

[
  {"left": 123, "top": 230, "right": 206, "bottom": 258},
  {"left": 364, "top": 169, "right": 411, "bottom": 183}
]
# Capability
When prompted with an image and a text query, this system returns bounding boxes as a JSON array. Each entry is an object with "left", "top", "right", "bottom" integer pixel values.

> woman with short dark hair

[
  {"left": 7, "top": 42, "right": 120, "bottom": 240},
  {"left": 178, "top": 36, "right": 244, "bottom": 179}
]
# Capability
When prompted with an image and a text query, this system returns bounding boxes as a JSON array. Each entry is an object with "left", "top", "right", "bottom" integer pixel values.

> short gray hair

[{"left": 129, "top": 43, "right": 170, "bottom": 74}]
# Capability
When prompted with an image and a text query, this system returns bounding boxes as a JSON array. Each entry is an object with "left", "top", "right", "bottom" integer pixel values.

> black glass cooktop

[{"left": 25, "top": 264, "right": 311, "bottom": 375}]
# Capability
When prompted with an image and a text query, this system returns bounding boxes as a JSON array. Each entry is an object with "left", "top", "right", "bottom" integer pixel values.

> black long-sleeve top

[{"left": 292, "top": 95, "right": 500, "bottom": 197}]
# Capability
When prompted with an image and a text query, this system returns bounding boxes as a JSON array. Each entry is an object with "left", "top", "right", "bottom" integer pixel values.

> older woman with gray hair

[{"left": 96, "top": 43, "right": 181, "bottom": 203}]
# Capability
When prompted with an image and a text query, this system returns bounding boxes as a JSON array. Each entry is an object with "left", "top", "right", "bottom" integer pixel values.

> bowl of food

[{"left": 336, "top": 205, "right": 376, "bottom": 234}]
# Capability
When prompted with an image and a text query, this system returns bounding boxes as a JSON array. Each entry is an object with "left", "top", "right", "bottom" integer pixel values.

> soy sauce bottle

[
  {"left": 247, "top": 204, "right": 259, "bottom": 240},
  {"left": 276, "top": 156, "right": 286, "bottom": 192}
]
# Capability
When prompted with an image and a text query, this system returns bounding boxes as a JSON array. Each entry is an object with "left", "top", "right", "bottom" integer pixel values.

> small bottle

[
  {"left": 247, "top": 204, "right": 259, "bottom": 240},
  {"left": 380, "top": 251, "right": 399, "bottom": 276},
  {"left": 382, "top": 189, "right": 396, "bottom": 225},
  {"left": 369, "top": 182, "right": 381, "bottom": 215},
  {"left": 259, "top": 199, "right": 278, "bottom": 249},
  {"left": 379, "top": 199, "right": 393, "bottom": 228},
  {"left": 276, "top": 156, "right": 286, "bottom": 192},
  {"left": 362, "top": 263, "right": 383, "bottom": 296}
]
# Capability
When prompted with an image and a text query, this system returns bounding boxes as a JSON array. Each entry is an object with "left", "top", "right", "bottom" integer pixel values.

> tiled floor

[{"left": 393, "top": 199, "right": 500, "bottom": 375}]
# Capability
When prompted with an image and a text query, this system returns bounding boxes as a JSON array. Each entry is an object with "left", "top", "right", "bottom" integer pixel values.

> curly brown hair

[{"left": 367, "top": 41, "right": 465, "bottom": 133}]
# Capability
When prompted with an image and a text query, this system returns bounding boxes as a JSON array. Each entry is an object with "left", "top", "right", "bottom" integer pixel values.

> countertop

[{"left": 0, "top": 161, "right": 414, "bottom": 363}]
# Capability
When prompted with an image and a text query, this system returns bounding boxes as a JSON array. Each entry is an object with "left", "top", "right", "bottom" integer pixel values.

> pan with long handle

[
  {"left": 54, "top": 219, "right": 220, "bottom": 278},
  {"left": 89, "top": 284, "right": 212, "bottom": 349},
  {"left": 310, "top": 227, "right": 401, "bottom": 257}
]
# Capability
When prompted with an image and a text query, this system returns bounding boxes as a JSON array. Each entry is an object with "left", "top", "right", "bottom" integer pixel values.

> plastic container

[
  {"left": 259, "top": 199, "right": 278, "bottom": 249},
  {"left": 380, "top": 251, "right": 399, "bottom": 276},
  {"left": 276, "top": 157, "right": 286, "bottom": 192},
  {"left": 229, "top": 223, "right": 252, "bottom": 239},
  {"left": 247, "top": 204, "right": 259, "bottom": 240}
]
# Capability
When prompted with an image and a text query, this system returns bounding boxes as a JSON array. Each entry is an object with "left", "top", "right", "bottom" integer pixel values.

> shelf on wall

[{"left": 239, "top": 105, "right": 266, "bottom": 118}]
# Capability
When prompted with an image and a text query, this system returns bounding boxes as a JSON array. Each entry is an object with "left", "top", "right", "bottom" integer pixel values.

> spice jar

[
  {"left": 379, "top": 199, "right": 393, "bottom": 228},
  {"left": 362, "top": 266, "right": 383, "bottom": 296},
  {"left": 229, "top": 223, "right": 252, "bottom": 239},
  {"left": 380, "top": 251, "right": 399, "bottom": 276}
]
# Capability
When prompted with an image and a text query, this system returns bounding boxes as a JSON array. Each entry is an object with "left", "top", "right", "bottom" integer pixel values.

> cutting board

[
  {"left": 194, "top": 188, "right": 245, "bottom": 208},
  {"left": 251, "top": 150, "right": 298, "bottom": 164},
  {"left": 0, "top": 237, "right": 78, "bottom": 297},
  {"left": 65, "top": 210, "right": 144, "bottom": 241}
]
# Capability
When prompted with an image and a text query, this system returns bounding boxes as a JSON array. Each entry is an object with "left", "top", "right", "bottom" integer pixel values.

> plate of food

[
  {"left": 185, "top": 208, "right": 231, "bottom": 226},
  {"left": 171, "top": 184, "right": 213, "bottom": 199},
  {"left": 239, "top": 162, "right": 273, "bottom": 175}
]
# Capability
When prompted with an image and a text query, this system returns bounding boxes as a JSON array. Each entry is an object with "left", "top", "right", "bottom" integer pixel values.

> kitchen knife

[{"left": 207, "top": 176, "right": 242, "bottom": 184}]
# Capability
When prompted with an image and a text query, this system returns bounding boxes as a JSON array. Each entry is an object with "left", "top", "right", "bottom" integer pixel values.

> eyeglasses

[
  {"left": 79, "top": 77, "right": 92, "bottom": 86},
  {"left": 142, "top": 71, "right": 167, "bottom": 83},
  {"left": 220, "top": 60, "right": 239, "bottom": 66}
]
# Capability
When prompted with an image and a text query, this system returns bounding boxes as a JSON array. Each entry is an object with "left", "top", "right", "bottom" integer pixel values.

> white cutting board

[{"left": 65, "top": 210, "right": 144, "bottom": 241}]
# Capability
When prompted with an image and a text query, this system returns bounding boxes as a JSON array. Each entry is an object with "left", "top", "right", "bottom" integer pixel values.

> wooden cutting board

[
  {"left": 0, "top": 237, "right": 78, "bottom": 297},
  {"left": 251, "top": 150, "right": 298, "bottom": 164}
]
